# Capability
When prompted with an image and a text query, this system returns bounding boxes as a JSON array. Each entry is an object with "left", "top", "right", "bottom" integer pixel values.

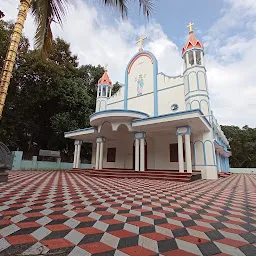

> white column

[
  {"left": 109, "top": 88, "right": 112, "bottom": 98},
  {"left": 99, "top": 141, "right": 104, "bottom": 170},
  {"left": 185, "top": 134, "right": 192, "bottom": 173},
  {"left": 200, "top": 51, "right": 204, "bottom": 66},
  {"left": 193, "top": 51, "right": 196, "bottom": 65},
  {"left": 100, "top": 85, "right": 103, "bottom": 96},
  {"left": 75, "top": 143, "right": 82, "bottom": 168},
  {"left": 140, "top": 138, "right": 145, "bottom": 171},
  {"left": 73, "top": 144, "right": 78, "bottom": 168},
  {"left": 95, "top": 141, "right": 100, "bottom": 169},
  {"left": 135, "top": 138, "right": 140, "bottom": 171},
  {"left": 97, "top": 86, "right": 100, "bottom": 97},
  {"left": 178, "top": 135, "right": 184, "bottom": 172},
  {"left": 186, "top": 53, "right": 189, "bottom": 68}
]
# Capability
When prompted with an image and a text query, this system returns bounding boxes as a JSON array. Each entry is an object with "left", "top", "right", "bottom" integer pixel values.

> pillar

[
  {"left": 76, "top": 142, "right": 82, "bottom": 168},
  {"left": 98, "top": 137, "right": 105, "bottom": 170},
  {"left": 73, "top": 143, "right": 78, "bottom": 168},
  {"left": 140, "top": 138, "right": 145, "bottom": 171},
  {"left": 185, "top": 133, "right": 192, "bottom": 173},
  {"left": 200, "top": 51, "right": 204, "bottom": 66},
  {"left": 193, "top": 51, "right": 196, "bottom": 65},
  {"left": 178, "top": 135, "right": 184, "bottom": 172},
  {"left": 95, "top": 140, "right": 100, "bottom": 169},
  {"left": 135, "top": 138, "right": 140, "bottom": 171}
]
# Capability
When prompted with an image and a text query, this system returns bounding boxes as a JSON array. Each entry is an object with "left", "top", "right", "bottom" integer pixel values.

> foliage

[
  {"left": 221, "top": 125, "right": 256, "bottom": 168},
  {"left": 0, "top": 21, "right": 109, "bottom": 161}
]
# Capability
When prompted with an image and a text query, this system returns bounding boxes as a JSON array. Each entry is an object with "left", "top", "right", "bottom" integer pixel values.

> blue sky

[{"left": 2, "top": 0, "right": 256, "bottom": 127}]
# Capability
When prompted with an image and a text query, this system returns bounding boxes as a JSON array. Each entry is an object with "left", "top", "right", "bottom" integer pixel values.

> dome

[
  {"left": 98, "top": 71, "right": 112, "bottom": 86},
  {"left": 182, "top": 31, "right": 203, "bottom": 55}
]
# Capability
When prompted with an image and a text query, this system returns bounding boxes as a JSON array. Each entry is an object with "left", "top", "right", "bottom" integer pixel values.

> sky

[{"left": 2, "top": 0, "right": 256, "bottom": 127}]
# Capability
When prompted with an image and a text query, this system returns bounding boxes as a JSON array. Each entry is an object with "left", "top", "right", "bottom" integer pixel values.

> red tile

[
  {"left": 178, "top": 236, "right": 209, "bottom": 244},
  {"left": 172, "top": 217, "right": 190, "bottom": 221},
  {"left": 45, "top": 224, "right": 71, "bottom": 231},
  {"left": 189, "top": 225, "right": 214, "bottom": 232},
  {"left": 17, "top": 222, "right": 41, "bottom": 229},
  {"left": 6, "top": 235, "right": 37, "bottom": 245},
  {"left": 158, "top": 223, "right": 182, "bottom": 230},
  {"left": 120, "top": 245, "right": 156, "bottom": 256},
  {"left": 80, "top": 242, "right": 114, "bottom": 254},
  {"left": 49, "top": 215, "right": 69, "bottom": 220},
  {"left": 162, "top": 249, "right": 197, "bottom": 256},
  {"left": 1, "top": 211, "right": 19, "bottom": 216},
  {"left": 101, "top": 219, "right": 123, "bottom": 224},
  {"left": 215, "top": 238, "right": 248, "bottom": 247},
  {"left": 129, "top": 221, "right": 152, "bottom": 227},
  {"left": 74, "top": 216, "right": 96, "bottom": 222},
  {"left": 142, "top": 232, "right": 171, "bottom": 241},
  {"left": 220, "top": 228, "right": 246, "bottom": 234},
  {"left": 24, "top": 212, "right": 44, "bottom": 218},
  {"left": 110, "top": 230, "right": 137, "bottom": 238},
  {"left": 76, "top": 227, "right": 103, "bottom": 235},
  {"left": 120, "top": 213, "right": 138, "bottom": 217},
  {"left": 146, "top": 215, "right": 163, "bottom": 220},
  {"left": 42, "top": 238, "right": 74, "bottom": 249},
  {"left": 95, "top": 211, "right": 113, "bottom": 216}
]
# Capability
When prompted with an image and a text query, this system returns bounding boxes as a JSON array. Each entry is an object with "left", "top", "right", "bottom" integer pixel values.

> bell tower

[
  {"left": 96, "top": 66, "right": 113, "bottom": 112},
  {"left": 183, "top": 22, "right": 210, "bottom": 120}
]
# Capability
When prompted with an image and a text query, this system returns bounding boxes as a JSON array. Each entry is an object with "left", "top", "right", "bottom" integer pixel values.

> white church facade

[{"left": 65, "top": 24, "right": 231, "bottom": 180}]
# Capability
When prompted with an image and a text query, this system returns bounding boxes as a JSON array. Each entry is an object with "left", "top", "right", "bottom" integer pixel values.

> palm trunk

[{"left": 0, "top": 0, "right": 31, "bottom": 118}]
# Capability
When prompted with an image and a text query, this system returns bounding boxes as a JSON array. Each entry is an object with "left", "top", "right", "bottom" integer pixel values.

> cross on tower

[
  {"left": 187, "top": 22, "right": 194, "bottom": 33},
  {"left": 136, "top": 35, "right": 147, "bottom": 51}
]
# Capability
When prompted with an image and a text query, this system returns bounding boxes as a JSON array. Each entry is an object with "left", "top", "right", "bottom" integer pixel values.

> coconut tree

[{"left": 0, "top": 0, "right": 154, "bottom": 118}]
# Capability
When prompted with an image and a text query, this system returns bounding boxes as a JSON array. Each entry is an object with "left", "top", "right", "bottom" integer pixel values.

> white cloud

[
  {"left": 2, "top": 0, "right": 256, "bottom": 127},
  {"left": 204, "top": 0, "right": 256, "bottom": 127}
]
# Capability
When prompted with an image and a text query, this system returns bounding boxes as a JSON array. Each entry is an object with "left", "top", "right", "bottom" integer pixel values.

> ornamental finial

[
  {"left": 104, "top": 63, "right": 108, "bottom": 72},
  {"left": 136, "top": 35, "right": 147, "bottom": 52},
  {"left": 187, "top": 22, "right": 194, "bottom": 33}
]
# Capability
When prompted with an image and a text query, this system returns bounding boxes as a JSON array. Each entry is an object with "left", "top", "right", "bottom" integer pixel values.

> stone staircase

[{"left": 69, "top": 169, "right": 202, "bottom": 182}]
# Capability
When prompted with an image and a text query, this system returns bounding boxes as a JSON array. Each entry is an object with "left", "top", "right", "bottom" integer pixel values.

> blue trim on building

[
  {"left": 64, "top": 127, "right": 96, "bottom": 135},
  {"left": 124, "top": 50, "right": 158, "bottom": 116},
  {"left": 132, "top": 109, "right": 212, "bottom": 128},
  {"left": 107, "top": 99, "right": 124, "bottom": 106},
  {"left": 158, "top": 83, "right": 184, "bottom": 92},
  {"left": 185, "top": 94, "right": 209, "bottom": 101},
  {"left": 90, "top": 109, "right": 150, "bottom": 119}
]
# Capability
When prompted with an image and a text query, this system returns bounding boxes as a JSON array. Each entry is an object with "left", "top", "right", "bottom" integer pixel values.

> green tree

[{"left": 221, "top": 125, "right": 256, "bottom": 168}]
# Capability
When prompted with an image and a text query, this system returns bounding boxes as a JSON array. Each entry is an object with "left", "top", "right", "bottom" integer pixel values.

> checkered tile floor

[{"left": 0, "top": 171, "right": 256, "bottom": 256}]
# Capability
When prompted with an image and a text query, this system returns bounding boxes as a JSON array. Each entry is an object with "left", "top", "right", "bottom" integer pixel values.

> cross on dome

[
  {"left": 187, "top": 22, "right": 194, "bottom": 33},
  {"left": 136, "top": 35, "right": 147, "bottom": 52}
]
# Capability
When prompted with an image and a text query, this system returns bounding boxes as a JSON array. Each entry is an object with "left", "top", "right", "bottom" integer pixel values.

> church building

[{"left": 65, "top": 23, "right": 231, "bottom": 180}]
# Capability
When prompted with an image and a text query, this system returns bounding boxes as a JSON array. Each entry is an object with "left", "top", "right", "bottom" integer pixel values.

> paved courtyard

[{"left": 0, "top": 171, "right": 256, "bottom": 256}]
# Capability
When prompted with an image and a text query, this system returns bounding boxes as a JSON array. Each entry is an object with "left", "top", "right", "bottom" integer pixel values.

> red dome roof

[
  {"left": 182, "top": 32, "right": 203, "bottom": 55},
  {"left": 98, "top": 71, "right": 112, "bottom": 86}
]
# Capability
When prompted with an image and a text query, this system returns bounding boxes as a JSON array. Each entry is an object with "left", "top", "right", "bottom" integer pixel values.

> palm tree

[{"left": 0, "top": 0, "right": 154, "bottom": 118}]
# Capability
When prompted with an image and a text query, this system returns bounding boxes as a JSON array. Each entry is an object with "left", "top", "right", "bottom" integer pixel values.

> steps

[
  {"left": 218, "top": 172, "right": 231, "bottom": 178},
  {"left": 69, "top": 169, "right": 202, "bottom": 182}
]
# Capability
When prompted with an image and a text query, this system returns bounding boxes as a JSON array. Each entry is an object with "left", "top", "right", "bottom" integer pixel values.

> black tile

[
  {"left": 205, "top": 230, "right": 225, "bottom": 241},
  {"left": 106, "top": 223, "right": 125, "bottom": 232},
  {"left": 165, "top": 213, "right": 177, "bottom": 218},
  {"left": 118, "top": 235, "right": 139, "bottom": 249},
  {"left": 154, "top": 218, "right": 168, "bottom": 225},
  {"left": 240, "top": 233, "right": 256, "bottom": 244},
  {"left": 79, "top": 234, "right": 104, "bottom": 245},
  {"left": 0, "top": 243, "right": 34, "bottom": 256},
  {"left": 126, "top": 216, "right": 140, "bottom": 222},
  {"left": 116, "top": 210, "right": 130, "bottom": 214},
  {"left": 9, "top": 227, "right": 39, "bottom": 236},
  {"left": 239, "top": 244, "right": 256, "bottom": 256},
  {"left": 242, "top": 224, "right": 256, "bottom": 232},
  {"left": 92, "top": 250, "right": 116, "bottom": 256},
  {"left": 46, "top": 247, "right": 74, "bottom": 256},
  {"left": 172, "top": 228, "right": 190, "bottom": 238},
  {"left": 158, "top": 238, "right": 178, "bottom": 253},
  {"left": 99, "top": 215, "right": 115, "bottom": 220},
  {"left": 211, "top": 222, "right": 227, "bottom": 229},
  {"left": 48, "top": 219, "right": 69, "bottom": 225},
  {"left": 140, "top": 225, "right": 155, "bottom": 234},
  {"left": 198, "top": 242, "right": 221, "bottom": 256},
  {"left": 75, "top": 212, "right": 90, "bottom": 218},
  {"left": 76, "top": 221, "right": 96, "bottom": 228},
  {"left": 43, "top": 230, "right": 70, "bottom": 240},
  {"left": 182, "top": 220, "right": 196, "bottom": 227},
  {"left": 190, "top": 214, "right": 203, "bottom": 220},
  {"left": 215, "top": 216, "right": 229, "bottom": 222}
]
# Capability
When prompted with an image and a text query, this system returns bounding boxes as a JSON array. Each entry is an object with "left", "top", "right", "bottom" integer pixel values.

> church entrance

[{"left": 133, "top": 143, "right": 147, "bottom": 171}]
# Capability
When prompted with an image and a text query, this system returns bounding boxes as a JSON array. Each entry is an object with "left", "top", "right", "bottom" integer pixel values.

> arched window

[
  {"left": 196, "top": 51, "right": 201, "bottom": 65},
  {"left": 188, "top": 52, "right": 194, "bottom": 66}
]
